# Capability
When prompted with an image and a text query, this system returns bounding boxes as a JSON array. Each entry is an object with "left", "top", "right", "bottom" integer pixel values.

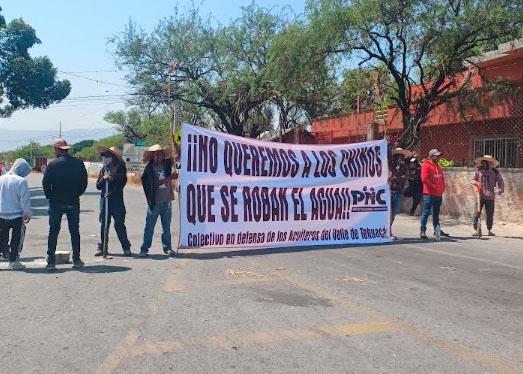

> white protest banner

[{"left": 179, "top": 124, "right": 391, "bottom": 249}]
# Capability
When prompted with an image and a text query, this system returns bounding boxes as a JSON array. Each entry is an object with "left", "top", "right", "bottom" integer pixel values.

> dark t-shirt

[{"left": 153, "top": 164, "right": 174, "bottom": 204}]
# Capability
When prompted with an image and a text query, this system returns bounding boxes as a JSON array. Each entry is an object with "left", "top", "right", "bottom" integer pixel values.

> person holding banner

[
  {"left": 139, "top": 144, "right": 176, "bottom": 257},
  {"left": 0, "top": 158, "right": 32, "bottom": 270},
  {"left": 95, "top": 146, "right": 132, "bottom": 257}
]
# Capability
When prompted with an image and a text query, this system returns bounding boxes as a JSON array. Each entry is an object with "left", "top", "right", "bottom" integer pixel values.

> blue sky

[{"left": 0, "top": 0, "right": 306, "bottom": 138}]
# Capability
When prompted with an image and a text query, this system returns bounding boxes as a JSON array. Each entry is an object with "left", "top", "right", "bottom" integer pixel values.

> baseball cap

[
  {"left": 53, "top": 138, "right": 71, "bottom": 150},
  {"left": 428, "top": 149, "right": 442, "bottom": 157}
]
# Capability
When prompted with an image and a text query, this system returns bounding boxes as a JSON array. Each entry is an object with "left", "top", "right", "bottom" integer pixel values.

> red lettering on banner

[
  {"left": 186, "top": 184, "right": 216, "bottom": 224},
  {"left": 186, "top": 135, "right": 218, "bottom": 173},
  {"left": 243, "top": 187, "right": 288, "bottom": 222}
]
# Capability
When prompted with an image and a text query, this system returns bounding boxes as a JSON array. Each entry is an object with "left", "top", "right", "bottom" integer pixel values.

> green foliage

[
  {"left": 338, "top": 65, "right": 393, "bottom": 114},
  {"left": 104, "top": 109, "right": 171, "bottom": 146},
  {"left": 111, "top": 4, "right": 303, "bottom": 137},
  {"left": 303, "top": 0, "right": 522, "bottom": 148},
  {"left": 438, "top": 158, "right": 455, "bottom": 168},
  {"left": 74, "top": 134, "right": 126, "bottom": 161},
  {"left": 70, "top": 139, "right": 95, "bottom": 154},
  {"left": 267, "top": 22, "right": 340, "bottom": 123},
  {"left": 5, "top": 142, "right": 54, "bottom": 162},
  {"left": 0, "top": 7, "right": 71, "bottom": 117}
]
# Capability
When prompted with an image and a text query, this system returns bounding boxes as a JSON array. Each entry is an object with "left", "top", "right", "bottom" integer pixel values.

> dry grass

[{"left": 127, "top": 173, "right": 143, "bottom": 186}]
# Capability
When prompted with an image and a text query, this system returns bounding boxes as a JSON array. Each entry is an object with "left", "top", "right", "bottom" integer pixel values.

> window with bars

[{"left": 472, "top": 137, "right": 518, "bottom": 167}]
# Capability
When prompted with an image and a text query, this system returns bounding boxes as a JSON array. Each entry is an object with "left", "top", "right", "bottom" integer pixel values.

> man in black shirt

[{"left": 42, "top": 139, "right": 88, "bottom": 270}]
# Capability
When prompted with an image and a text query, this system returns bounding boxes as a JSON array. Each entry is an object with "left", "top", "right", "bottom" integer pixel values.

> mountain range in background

[{"left": 0, "top": 127, "right": 117, "bottom": 152}]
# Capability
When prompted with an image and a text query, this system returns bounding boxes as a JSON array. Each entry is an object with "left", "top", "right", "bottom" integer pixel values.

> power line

[
  {"left": 61, "top": 70, "right": 119, "bottom": 73},
  {"left": 58, "top": 70, "right": 131, "bottom": 88},
  {"left": 63, "top": 94, "right": 133, "bottom": 100},
  {"left": 51, "top": 101, "right": 126, "bottom": 108}
]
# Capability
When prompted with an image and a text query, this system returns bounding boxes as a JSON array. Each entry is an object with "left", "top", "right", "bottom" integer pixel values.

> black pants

[
  {"left": 0, "top": 217, "right": 23, "bottom": 262},
  {"left": 98, "top": 198, "right": 131, "bottom": 252},
  {"left": 48, "top": 204, "right": 81, "bottom": 264},
  {"left": 473, "top": 199, "right": 495, "bottom": 230}
]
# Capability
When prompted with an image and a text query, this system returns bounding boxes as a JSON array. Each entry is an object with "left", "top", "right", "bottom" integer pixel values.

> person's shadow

[{"left": 22, "top": 265, "right": 132, "bottom": 274}]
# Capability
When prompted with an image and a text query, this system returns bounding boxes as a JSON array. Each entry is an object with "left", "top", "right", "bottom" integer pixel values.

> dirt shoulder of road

[{"left": 396, "top": 213, "right": 523, "bottom": 239}]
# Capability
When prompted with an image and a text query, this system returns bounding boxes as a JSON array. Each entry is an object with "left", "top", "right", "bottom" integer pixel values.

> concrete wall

[{"left": 402, "top": 167, "right": 523, "bottom": 225}]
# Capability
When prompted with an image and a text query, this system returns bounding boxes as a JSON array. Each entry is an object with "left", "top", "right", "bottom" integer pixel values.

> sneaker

[
  {"left": 420, "top": 230, "right": 428, "bottom": 240},
  {"left": 488, "top": 230, "right": 495, "bottom": 236},
  {"left": 165, "top": 249, "right": 176, "bottom": 257},
  {"left": 138, "top": 251, "right": 148, "bottom": 258},
  {"left": 46, "top": 263, "right": 56, "bottom": 272},
  {"left": 94, "top": 250, "right": 103, "bottom": 257},
  {"left": 8, "top": 261, "right": 26, "bottom": 270},
  {"left": 123, "top": 250, "right": 132, "bottom": 257},
  {"left": 434, "top": 225, "right": 441, "bottom": 241},
  {"left": 472, "top": 230, "right": 479, "bottom": 237},
  {"left": 72, "top": 259, "right": 85, "bottom": 269}
]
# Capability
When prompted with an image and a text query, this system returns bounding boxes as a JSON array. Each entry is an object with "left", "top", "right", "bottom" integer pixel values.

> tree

[
  {"left": 0, "top": 7, "right": 71, "bottom": 117},
  {"left": 6, "top": 141, "right": 54, "bottom": 162},
  {"left": 306, "top": 0, "right": 523, "bottom": 148},
  {"left": 75, "top": 134, "right": 126, "bottom": 161},
  {"left": 70, "top": 139, "right": 95, "bottom": 155},
  {"left": 267, "top": 22, "right": 340, "bottom": 127},
  {"left": 104, "top": 109, "right": 171, "bottom": 145},
  {"left": 110, "top": 4, "right": 289, "bottom": 138},
  {"left": 338, "top": 65, "right": 393, "bottom": 114}
]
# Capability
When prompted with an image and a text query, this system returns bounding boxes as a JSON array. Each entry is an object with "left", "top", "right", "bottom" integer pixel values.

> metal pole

[
  {"left": 103, "top": 173, "right": 110, "bottom": 258},
  {"left": 59, "top": 122, "right": 62, "bottom": 138},
  {"left": 167, "top": 60, "right": 177, "bottom": 148}
]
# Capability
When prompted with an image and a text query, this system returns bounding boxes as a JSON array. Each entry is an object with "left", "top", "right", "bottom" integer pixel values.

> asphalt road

[{"left": 1, "top": 173, "right": 522, "bottom": 374}]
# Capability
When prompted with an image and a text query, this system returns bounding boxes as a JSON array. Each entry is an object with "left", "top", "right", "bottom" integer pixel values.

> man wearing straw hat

[
  {"left": 139, "top": 144, "right": 176, "bottom": 257},
  {"left": 389, "top": 148, "right": 411, "bottom": 239},
  {"left": 43, "top": 138, "right": 88, "bottom": 270},
  {"left": 472, "top": 155, "right": 504, "bottom": 236},
  {"left": 95, "top": 146, "right": 132, "bottom": 256}
]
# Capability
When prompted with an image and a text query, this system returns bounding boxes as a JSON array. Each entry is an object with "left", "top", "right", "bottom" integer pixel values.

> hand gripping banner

[{"left": 179, "top": 124, "right": 391, "bottom": 249}]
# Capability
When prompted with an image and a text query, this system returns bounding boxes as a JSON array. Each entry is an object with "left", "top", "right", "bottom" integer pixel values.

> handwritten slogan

[{"left": 179, "top": 124, "right": 391, "bottom": 249}]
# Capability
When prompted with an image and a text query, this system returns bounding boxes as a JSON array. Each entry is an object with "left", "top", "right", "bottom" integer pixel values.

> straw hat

[
  {"left": 392, "top": 147, "right": 412, "bottom": 158},
  {"left": 143, "top": 144, "right": 173, "bottom": 163},
  {"left": 97, "top": 146, "right": 123, "bottom": 162},
  {"left": 474, "top": 155, "right": 500, "bottom": 168}
]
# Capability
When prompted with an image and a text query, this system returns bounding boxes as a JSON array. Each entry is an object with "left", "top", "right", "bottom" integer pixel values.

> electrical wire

[{"left": 58, "top": 70, "right": 131, "bottom": 88}]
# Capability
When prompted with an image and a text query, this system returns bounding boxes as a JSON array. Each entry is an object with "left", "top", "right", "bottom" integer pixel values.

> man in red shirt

[{"left": 420, "top": 149, "right": 447, "bottom": 240}]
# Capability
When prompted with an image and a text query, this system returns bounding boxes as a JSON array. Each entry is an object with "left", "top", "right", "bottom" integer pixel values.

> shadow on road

[
  {"left": 22, "top": 265, "right": 132, "bottom": 274},
  {"left": 177, "top": 235, "right": 483, "bottom": 260}
]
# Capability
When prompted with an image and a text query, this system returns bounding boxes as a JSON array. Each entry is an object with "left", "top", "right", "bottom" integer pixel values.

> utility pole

[
  {"left": 59, "top": 122, "right": 62, "bottom": 138},
  {"left": 29, "top": 138, "right": 33, "bottom": 162},
  {"left": 167, "top": 60, "right": 178, "bottom": 148}
]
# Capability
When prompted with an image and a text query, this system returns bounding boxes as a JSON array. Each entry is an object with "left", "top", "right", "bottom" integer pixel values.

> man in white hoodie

[{"left": 0, "top": 158, "right": 32, "bottom": 270}]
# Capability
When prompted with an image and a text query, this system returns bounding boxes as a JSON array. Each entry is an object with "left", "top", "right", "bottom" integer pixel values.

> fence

[{"left": 309, "top": 90, "right": 523, "bottom": 168}]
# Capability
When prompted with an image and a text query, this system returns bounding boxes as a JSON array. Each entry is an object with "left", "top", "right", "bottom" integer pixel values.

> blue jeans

[
  {"left": 391, "top": 191, "right": 403, "bottom": 224},
  {"left": 48, "top": 204, "right": 81, "bottom": 263},
  {"left": 98, "top": 198, "right": 131, "bottom": 252},
  {"left": 420, "top": 195, "right": 443, "bottom": 231},
  {"left": 141, "top": 202, "right": 172, "bottom": 253}
]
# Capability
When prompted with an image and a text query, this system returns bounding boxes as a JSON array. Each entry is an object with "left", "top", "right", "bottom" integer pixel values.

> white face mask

[{"left": 103, "top": 156, "right": 113, "bottom": 166}]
